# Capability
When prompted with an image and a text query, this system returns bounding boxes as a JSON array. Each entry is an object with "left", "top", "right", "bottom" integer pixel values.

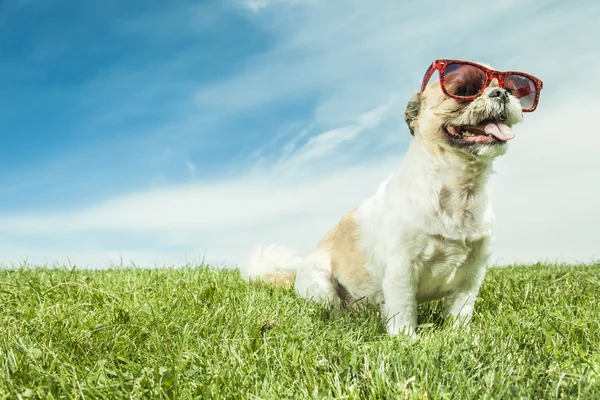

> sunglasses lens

[
  {"left": 442, "top": 63, "right": 487, "bottom": 98},
  {"left": 505, "top": 74, "right": 536, "bottom": 109}
]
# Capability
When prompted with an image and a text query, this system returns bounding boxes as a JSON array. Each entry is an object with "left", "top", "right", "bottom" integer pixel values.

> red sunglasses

[{"left": 421, "top": 59, "right": 544, "bottom": 112}]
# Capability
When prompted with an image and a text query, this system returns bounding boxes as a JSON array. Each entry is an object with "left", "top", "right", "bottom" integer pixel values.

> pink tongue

[{"left": 477, "top": 122, "right": 515, "bottom": 141}]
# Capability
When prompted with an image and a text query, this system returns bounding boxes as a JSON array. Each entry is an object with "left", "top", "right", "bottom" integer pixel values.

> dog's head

[{"left": 405, "top": 63, "right": 526, "bottom": 159}]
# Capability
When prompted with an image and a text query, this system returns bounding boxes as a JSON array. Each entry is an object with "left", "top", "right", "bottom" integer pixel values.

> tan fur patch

[
  {"left": 316, "top": 211, "right": 371, "bottom": 301},
  {"left": 411, "top": 82, "right": 459, "bottom": 157}
]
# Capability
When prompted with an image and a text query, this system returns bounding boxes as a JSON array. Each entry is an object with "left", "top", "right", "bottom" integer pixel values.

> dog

[{"left": 240, "top": 59, "right": 543, "bottom": 337}]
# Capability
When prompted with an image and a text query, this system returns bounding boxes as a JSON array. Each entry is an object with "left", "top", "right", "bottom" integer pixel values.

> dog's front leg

[
  {"left": 444, "top": 240, "right": 490, "bottom": 329},
  {"left": 381, "top": 252, "right": 417, "bottom": 338},
  {"left": 443, "top": 284, "right": 482, "bottom": 329}
]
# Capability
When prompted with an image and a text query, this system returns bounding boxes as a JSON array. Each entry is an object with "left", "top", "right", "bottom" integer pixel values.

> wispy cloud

[
  {"left": 185, "top": 159, "right": 197, "bottom": 180},
  {"left": 274, "top": 98, "right": 397, "bottom": 172},
  {"left": 237, "top": 0, "right": 311, "bottom": 13}
]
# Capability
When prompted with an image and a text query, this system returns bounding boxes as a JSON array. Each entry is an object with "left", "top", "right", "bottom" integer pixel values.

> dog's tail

[{"left": 239, "top": 244, "right": 303, "bottom": 287}]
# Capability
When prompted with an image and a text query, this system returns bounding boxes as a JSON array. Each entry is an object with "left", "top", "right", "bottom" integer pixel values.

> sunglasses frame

[{"left": 421, "top": 59, "right": 544, "bottom": 112}]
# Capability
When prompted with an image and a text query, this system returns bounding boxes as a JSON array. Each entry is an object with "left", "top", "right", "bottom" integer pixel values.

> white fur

[{"left": 239, "top": 243, "right": 302, "bottom": 281}]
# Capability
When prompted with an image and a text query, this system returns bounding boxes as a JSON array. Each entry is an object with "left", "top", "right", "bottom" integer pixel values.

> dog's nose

[{"left": 488, "top": 88, "right": 508, "bottom": 101}]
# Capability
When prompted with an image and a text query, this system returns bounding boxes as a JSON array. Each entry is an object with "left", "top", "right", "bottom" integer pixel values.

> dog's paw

[{"left": 387, "top": 318, "right": 417, "bottom": 340}]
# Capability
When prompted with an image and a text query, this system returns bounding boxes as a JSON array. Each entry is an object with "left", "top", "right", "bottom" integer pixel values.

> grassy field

[{"left": 1, "top": 263, "right": 599, "bottom": 399}]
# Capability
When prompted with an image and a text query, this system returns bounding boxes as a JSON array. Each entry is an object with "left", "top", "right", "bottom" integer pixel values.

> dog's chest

[
  {"left": 434, "top": 183, "right": 489, "bottom": 236},
  {"left": 414, "top": 235, "right": 480, "bottom": 302}
]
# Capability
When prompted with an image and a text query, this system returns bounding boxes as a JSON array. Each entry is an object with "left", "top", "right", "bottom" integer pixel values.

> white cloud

[
  {"left": 2, "top": 0, "right": 599, "bottom": 268},
  {"left": 0, "top": 160, "right": 400, "bottom": 268}
]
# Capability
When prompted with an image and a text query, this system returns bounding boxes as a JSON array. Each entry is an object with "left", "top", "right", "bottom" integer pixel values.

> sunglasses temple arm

[{"left": 420, "top": 63, "right": 436, "bottom": 92}]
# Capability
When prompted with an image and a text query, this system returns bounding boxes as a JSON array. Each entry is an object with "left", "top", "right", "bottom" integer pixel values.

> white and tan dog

[{"left": 240, "top": 62, "right": 529, "bottom": 337}]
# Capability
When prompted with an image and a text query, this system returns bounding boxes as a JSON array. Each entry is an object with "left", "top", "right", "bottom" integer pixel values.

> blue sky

[{"left": 1, "top": 0, "right": 599, "bottom": 267}]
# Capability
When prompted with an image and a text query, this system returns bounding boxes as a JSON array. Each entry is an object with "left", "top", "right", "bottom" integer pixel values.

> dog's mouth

[{"left": 444, "top": 121, "right": 515, "bottom": 144}]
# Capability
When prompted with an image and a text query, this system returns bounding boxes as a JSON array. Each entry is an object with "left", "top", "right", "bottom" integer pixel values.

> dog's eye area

[
  {"left": 454, "top": 83, "right": 480, "bottom": 97},
  {"left": 442, "top": 63, "right": 486, "bottom": 98},
  {"left": 504, "top": 74, "right": 537, "bottom": 109}
]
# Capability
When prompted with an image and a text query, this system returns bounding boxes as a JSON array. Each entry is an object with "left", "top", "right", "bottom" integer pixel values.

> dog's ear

[{"left": 404, "top": 92, "right": 422, "bottom": 136}]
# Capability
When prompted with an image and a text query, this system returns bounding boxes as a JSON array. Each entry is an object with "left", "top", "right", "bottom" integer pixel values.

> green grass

[{"left": 1, "top": 263, "right": 599, "bottom": 399}]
